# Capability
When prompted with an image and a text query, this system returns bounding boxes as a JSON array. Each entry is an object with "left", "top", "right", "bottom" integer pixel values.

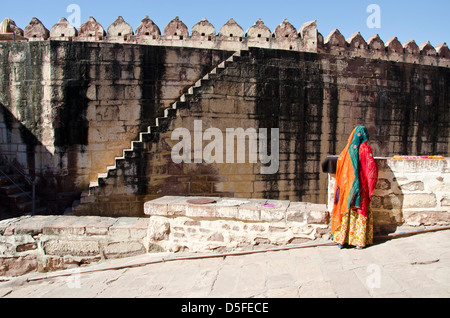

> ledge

[
  {"left": 0, "top": 215, "right": 149, "bottom": 277},
  {"left": 144, "top": 196, "right": 329, "bottom": 224},
  {"left": 144, "top": 196, "right": 330, "bottom": 254}
]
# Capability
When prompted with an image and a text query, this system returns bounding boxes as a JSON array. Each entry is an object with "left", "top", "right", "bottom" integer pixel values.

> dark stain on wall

[
  {"left": 251, "top": 48, "right": 324, "bottom": 202},
  {"left": 52, "top": 42, "right": 90, "bottom": 148}
]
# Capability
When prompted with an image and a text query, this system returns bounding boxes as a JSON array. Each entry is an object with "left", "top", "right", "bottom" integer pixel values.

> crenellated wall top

[{"left": 0, "top": 16, "right": 448, "bottom": 67}]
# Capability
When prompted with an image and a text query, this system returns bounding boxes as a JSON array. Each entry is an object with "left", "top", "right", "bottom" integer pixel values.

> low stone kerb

[{"left": 144, "top": 196, "right": 329, "bottom": 224}]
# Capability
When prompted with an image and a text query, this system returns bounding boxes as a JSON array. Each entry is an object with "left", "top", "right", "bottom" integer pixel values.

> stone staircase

[{"left": 69, "top": 50, "right": 248, "bottom": 215}]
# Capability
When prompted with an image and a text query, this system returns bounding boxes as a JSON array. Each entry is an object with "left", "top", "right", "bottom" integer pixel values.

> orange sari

[{"left": 331, "top": 126, "right": 378, "bottom": 247}]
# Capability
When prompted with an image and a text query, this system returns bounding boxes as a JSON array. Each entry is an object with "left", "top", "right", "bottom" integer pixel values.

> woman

[{"left": 331, "top": 126, "right": 379, "bottom": 249}]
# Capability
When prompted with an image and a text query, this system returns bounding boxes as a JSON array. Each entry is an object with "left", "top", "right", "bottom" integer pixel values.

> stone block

[
  {"left": 286, "top": 202, "right": 307, "bottom": 223},
  {"left": 147, "top": 216, "right": 171, "bottom": 241},
  {"left": 403, "top": 193, "right": 437, "bottom": 209},
  {"left": 128, "top": 218, "right": 150, "bottom": 239},
  {"left": 186, "top": 204, "right": 216, "bottom": 218},
  {"left": 0, "top": 234, "right": 37, "bottom": 256},
  {"left": 376, "top": 178, "right": 391, "bottom": 191},
  {"left": 97, "top": 85, "right": 124, "bottom": 101},
  {"left": 305, "top": 208, "right": 330, "bottom": 224},
  {"left": 209, "top": 99, "right": 235, "bottom": 113},
  {"left": 12, "top": 216, "right": 54, "bottom": 236},
  {"left": 371, "top": 196, "right": 383, "bottom": 209},
  {"left": 103, "top": 241, "right": 146, "bottom": 259},
  {"left": 84, "top": 217, "right": 117, "bottom": 236},
  {"left": 144, "top": 196, "right": 171, "bottom": 216},
  {"left": 165, "top": 197, "right": 192, "bottom": 216},
  {"left": 237, "top": 200, "right": 265, "bottom": 221},
  {"left": 382, "top": 194, "right": 403, "bottom": 210},
  {"left": 401, "top": 181, "right": 424, "bottom": 192},
  {"left": 42, "top": 216, "right": 86, "bottom": 236},
  {"left": 215, "top": 205, "right": 238, "bottom": 219},
  {"left": 260, "top": 200, "right": 289, "bottom": 222},
  {"left": 0, "top": 255, "right": 38, "bottom": 277},
  {"left": 43, "top": 240, "right": 100, "bottom": 257},
  {"left": 109, "top": 217, "right": 148, "bottom": 239},
  {"left": 403, "top": 210, "right": 450, "bottom": 226},
  {"left": 441, "top": 195, "right": 450, "bottom": 207}
]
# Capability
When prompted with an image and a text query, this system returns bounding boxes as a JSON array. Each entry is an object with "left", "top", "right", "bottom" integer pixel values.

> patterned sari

[{"left": 331, "top": 126, "right": 379, "bottom": 248}]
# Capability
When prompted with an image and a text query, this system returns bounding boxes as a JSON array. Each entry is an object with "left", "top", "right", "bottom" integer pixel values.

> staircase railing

[{"left": 0, "top": 159, "right": 36, "bottom": 215}]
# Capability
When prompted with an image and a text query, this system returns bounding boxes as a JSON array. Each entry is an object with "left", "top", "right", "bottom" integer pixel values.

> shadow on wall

[
  {"left": 0, "top": 103, "right": 40, "bottom": 175},
  {"left": 323, "top": 157, "right": 405, "bottom": 236},
  {"left": 0, "top": 103, "right": 76, "bottom": 215},
  {"left": 371, "top": 160, "right": 404, "bottom": 235}
]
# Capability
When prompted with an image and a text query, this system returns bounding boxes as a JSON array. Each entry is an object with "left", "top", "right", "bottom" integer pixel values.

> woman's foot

[
  {"left": 337, "top": 244, "right": 344, "bottom": 249},
  {"left": 356, "top": 246, "right": 364, "bottom": 250}
]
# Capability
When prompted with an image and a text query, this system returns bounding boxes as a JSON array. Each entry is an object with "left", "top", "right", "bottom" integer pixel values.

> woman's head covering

[{"left": 347, "top": 126, "right": 370, "bottom": 208}]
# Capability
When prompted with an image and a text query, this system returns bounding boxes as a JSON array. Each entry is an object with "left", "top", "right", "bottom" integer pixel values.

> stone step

[
  {"left": 16, "top": 200, "right": 37, "bottom": 213},
  {"left": 8, "top": 192, "right": 32, "bottom": 204},
  {"left": 0, "top": 165, "right": 12, "bottom": 174},
  {"left": 0, "top": 174, "right": 21, "bottom": 186},
  {"left": 1, "top": 183, "right": 27, "bottom": 195}
]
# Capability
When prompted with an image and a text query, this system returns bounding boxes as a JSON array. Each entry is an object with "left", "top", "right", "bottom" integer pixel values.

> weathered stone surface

[
  {"left": 0, "top": 255, "right": 38, "bottom": 277},
  {"left": 404, "top": 40, "right": 420, "bottom": 55},
  {"left": 441, "top": 195, "right": 450, "bottom": 207},
  {"left": 325, "top": 29, "right": 346, "bottom": 47},
  {"left": 306, "top": 209, "right": 330, "bottom": 224},
  {"left": 42, "top": 240, "right": 100, "bottom": 257},
  {"left": 135, "top": 16, "right": 161, "bottom": 38},
  {"left": 24, "top": 17, "right": 50, "bottom": 41},
  {"left": 0, "top": 216, "right": 156, "bottom": 276},
  {"left": 0, "top": 18, "right": 24, "bottom": 36},
  {"left": 376, "top": 179, "right": 391, "bottom": 190},
  {"left": 246, "top": 19, "right": 271, "bottom": 38},
  {"left": 50, "top": 17, "right": 78, "bottom": 40},
  {"left": 347, "top": 32, "right": 368, "bottom": 50},
  {"left": 420, "top": 41, "right": 437, "bottom": 56},
  {"left": 163, "top": 16, "right": 188, "bottom": 37},
  {"left": 383, "top": 194, "right": 403, "bottom": 209},
  {"left": 403, "top": 210, "right": 450, "bottom": 226},
  {"left": 103, "top": 241, "right": 146, "bottom": 259},
  {"left": 77, "top": 16, "right": 106, "bottom": 41},
  {"left": 147, "top": 217, "right": 170, "bottom": 241},
  {"left": 403, "top": 193, "right": 437, "bottom": 209},
  {"left": 386, "top": 37, "right": 404, "bottom": 54},
  {"left": 144, "top": 197, "right": 329, "bottom": 253},
  {"left": 191, "top": 18, "right": 216, "bottom": 37},
  {"left": 107, "top": 16, "right": 133, "bottom": 37},
  {"left": 219, "top": 18, "right": 244, "bottom": 38},
  {"left": 273, "top": 19, "right": 298, "bottom": 39},
  {"left": 401, "top": 181, "right": 425, "bottom": 191}
]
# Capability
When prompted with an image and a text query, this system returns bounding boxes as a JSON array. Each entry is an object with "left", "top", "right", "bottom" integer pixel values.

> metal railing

[{"left": 0, "top": 161, "right": 36, "bottom": 215}]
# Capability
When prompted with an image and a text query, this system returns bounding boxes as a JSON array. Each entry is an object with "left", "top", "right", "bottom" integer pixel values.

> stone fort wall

[
  {"left": 3, "top": 16, "right": 450, "bottom": 67},
  {"left": 0, "top": 16, "right": 449, "bottom": 217}
]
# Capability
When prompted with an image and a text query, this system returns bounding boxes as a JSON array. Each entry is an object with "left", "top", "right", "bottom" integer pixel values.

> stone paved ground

[{"left": 0, "top": 229, "right": 449, "bottom": 299}]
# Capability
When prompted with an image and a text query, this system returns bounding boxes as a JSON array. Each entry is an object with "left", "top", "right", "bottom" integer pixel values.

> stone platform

[
  {"left": 144, "top": 196, "right": 330, "bottom": 254},
  {"left": 0, "top": 196, "right": 330, "bottom": 277},
  {"left": 0, "top": 215, "right": 149, "bottom": 277}
]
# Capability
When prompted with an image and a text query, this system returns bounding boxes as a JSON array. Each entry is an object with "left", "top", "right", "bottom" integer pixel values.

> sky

[{"left": 1, "top": 0, "right": 448, "bottom": 47}]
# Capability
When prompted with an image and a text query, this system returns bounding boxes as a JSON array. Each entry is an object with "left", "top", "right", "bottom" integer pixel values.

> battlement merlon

[{"left": 1, "top": 16, "right": 449, "bottom": 68}]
